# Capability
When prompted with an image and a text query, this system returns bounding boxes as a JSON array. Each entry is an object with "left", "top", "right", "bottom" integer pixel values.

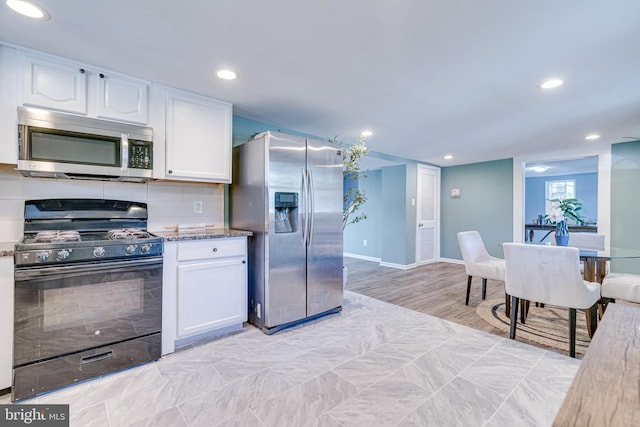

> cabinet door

[
  {"left": 0, "top": 45, "right": 18, "bottom": 164},
  {"left": 97, "top": 73, "right": 148, "bottom": 124},
  {"left": 165, "top": 91, "right": 232, "bottom": 183},
  {"left": 0, "top": 257, "right": 13, "bottom": 389},
  {"left": 177, "top": 258, "right": 247, "bottom": 338},
  {"left": 22, "top": 54, "right": 87, "bottom": 114}
]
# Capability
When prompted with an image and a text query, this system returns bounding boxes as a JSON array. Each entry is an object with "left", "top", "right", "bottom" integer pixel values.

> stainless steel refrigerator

[{"left": 230, "top": 131, "right": 343, "bottom": 334}]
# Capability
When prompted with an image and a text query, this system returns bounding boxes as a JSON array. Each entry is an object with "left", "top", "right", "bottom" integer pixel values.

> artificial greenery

[
  {"left": 329, "top": 135, "right": 369, "bottom": 229},
  {"left": 547, "top": 198, "right": 584, "bottom": 224}
]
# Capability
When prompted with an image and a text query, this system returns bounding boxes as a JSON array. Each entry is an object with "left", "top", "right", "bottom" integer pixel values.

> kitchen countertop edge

[
  {"left": 154, "top": 228, "right": 253, "bottom": 242},
  {"left": 0, "top": 242, "right": 16, "bottom": 258}
]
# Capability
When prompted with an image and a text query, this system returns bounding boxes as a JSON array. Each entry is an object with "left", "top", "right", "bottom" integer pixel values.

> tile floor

[{"left": 0, "top": 291, "right": 581, "bottom": 426}]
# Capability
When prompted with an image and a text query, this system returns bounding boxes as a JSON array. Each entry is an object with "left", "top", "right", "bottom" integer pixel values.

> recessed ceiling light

[
  {"left": 532, "top": 166, "right": 548, "bottom": 173},
  {"left": 539, "top": 78, "right": 564, "bottom": 89},
  {"left": 6, "top": 0, "right": 50, "bottom": 20},
  {"left": 360, "top": 130, "right": 372, "bottom": 137},
  {"left": 216, "top": 69, "right": 237, "bottom": 80},
  {"left": 444, "top": 155, "right": 453, "bottom": 160},
  {"left": 585, "top": 134, "right": 600, "bottom": 140}
]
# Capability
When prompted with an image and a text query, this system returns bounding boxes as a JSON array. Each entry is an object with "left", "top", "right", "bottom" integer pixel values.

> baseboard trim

[
  {"left": 379, "top": 261, "right": 417, "bottom": 270},
  {"left": 343, "top": 253, "right": 381, "bottom": 263},
  {"left": 439, "top": 257, "right": 465, "bottom": 265},
  {"left": 345, "top": 253, "right": 459, "bottom": 270}
]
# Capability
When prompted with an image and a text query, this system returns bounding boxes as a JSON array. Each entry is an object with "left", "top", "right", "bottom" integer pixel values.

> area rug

[{"left": 476, "top": 299, "right": 591, "bottom": 355}]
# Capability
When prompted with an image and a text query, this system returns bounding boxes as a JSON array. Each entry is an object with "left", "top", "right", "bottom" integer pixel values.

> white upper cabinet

[
  {"left": 20, "top": 51, "right": 148, "bottom": 124},
  {"left": 164, "top": 90, "right": 232, "bottom": 183},
  {"left": 96, "top": 72, "right": 148, "bottom": 123},
  {"left": 0, "top": 45, "right": 18, "bottom": 164},
  {"left": 22, "top": 53, "right": 88, "bottom": 114}
]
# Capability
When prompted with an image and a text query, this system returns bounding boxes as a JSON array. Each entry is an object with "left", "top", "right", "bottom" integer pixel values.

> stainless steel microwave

[{"left": 17, "top": 107, "right": 153, "bottom": 182}]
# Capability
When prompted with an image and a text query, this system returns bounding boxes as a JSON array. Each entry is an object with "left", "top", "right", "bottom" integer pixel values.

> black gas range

[{"left": 12, "top": 199, "right": 163, "bottom": 401}]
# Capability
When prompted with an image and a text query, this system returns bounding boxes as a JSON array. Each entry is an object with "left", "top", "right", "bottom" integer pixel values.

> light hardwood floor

[{"left": 343, "top": 257, "right": 510, "bottom": 338}]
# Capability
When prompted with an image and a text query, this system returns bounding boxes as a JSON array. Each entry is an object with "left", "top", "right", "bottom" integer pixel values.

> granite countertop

[
  {"left": 153, "top": 228, "right": 253, "bottom": 242},
  {"left": 0, "top": 242, "right": 16, "bottom": 258}
]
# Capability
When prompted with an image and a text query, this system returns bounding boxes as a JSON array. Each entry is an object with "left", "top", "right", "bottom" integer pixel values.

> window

[{"left": 545, "top": 179, "right": 575, "bottom": 214}]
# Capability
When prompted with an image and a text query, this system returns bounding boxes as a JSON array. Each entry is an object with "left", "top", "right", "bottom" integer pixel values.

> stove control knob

[
  {"left": 35, "top": 252, "right": 49, "bottom": 263},
  {"left": 140, "top": 244, "right": 152, "bottom": 254},
  {"left": 56, "top": 249, "right": 70, "bottom": 261},
  {"left": 125, "top": 244, "right": 137, "bottom": 255},
  {"left": 93, "top": 247, "right": 106, "bottom": 258}
]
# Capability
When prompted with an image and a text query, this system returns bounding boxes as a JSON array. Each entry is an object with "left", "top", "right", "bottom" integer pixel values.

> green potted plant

[
  {"left": 329, "top": 134, "right": 369, "bottom": 286},
  {"left": 547, "top": 198, "right": 584, "bottom": 246}
]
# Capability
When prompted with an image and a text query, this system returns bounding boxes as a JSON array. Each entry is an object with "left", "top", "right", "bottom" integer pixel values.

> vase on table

[{"left": 555, "top": 220, "right": 569, "bottom": 246}]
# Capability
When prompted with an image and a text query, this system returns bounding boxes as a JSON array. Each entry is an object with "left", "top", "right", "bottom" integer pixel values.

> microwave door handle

[{"left": 121, "top": 134, "right": 129, "bottom": 171}]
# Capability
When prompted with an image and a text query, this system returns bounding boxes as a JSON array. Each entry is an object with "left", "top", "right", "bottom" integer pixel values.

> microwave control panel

[{"left": 128, "top": 141, "right": 153, "bottom": 169}]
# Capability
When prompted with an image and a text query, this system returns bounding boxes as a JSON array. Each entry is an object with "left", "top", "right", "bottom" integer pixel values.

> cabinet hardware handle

[
  {"left": 212, "top": 248, "right": 218, "bottom": 252},
  {"left": 99, "top": 73, "right": 105, "bottom": 78},
  {"left": 242, "top": 260, "right": 246, "bottom": 264},
  {"left": 79, "top": 68, "right": 85, "bottom": 74},
  {"left": 168, "top": 170, "right": 173, "bottom": 174}
]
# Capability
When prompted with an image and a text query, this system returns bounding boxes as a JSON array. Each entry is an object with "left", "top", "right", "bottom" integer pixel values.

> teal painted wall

[
  {"left": 610, "top": 140, "right": 640, "bottom": 274},
  {"left": 381, "top": 165, "right": 408, "bottom": 264},
  {"left": 343, "top": 169, "right": 382, "bottom": 257},
  {"left": 441, "top": 158, "right": 513, "bottom": 259}
]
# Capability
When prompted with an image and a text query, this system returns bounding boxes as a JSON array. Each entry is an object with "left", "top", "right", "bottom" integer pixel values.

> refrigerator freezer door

[
  {"left": 265, "top": 133, "right": 307, "bottom": 328},
  {"left": 306, "top": 138, "right": 344, "bottom": 316}
]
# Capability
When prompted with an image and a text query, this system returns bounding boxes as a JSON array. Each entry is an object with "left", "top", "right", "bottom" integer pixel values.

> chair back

[
  {"left": 457, "top": 231, "right": 492, "bottom": 265},
  {"left": 568, "top": 233, "right": 605, "bottom": 251},
  {"left": 503, "top": 243, "right": 598, "bottom": 309}
]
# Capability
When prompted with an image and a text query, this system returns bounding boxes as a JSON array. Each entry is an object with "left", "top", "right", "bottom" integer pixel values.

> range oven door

[{"left": 13, "top": 257, "right": 162, "bottom": 368}]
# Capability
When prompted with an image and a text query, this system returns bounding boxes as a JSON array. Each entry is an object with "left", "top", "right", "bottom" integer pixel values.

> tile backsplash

[{"left": 0, "top": 164, "right": 224, "bottom": 241}]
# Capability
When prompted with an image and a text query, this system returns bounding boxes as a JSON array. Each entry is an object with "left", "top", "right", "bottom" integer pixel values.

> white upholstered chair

[
  {"left": 457, "top": 231, "right": 506, "bottom": 306},
  {"left": 601, "top": 273, "right": 640, "bottom": 305},
  {"left": 503, "top": 243, "right": 600, "bottom": 358},
  {"left": 567, "top": 233, "right": 605, "bottom": 251},
  {"left": 549, "top": 232, "right": 605, "bottom": 250}
]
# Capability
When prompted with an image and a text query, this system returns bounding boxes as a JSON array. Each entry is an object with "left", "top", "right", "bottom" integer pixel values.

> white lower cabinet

[
  {"left": 177, "top": 257, "right": 246, "bottom": 338},
  {"left": 0, "top": 257, "right": 13, "bottom": 389},
  {"left": 162, "top": 237, "right": 247, "bottom": 355}
]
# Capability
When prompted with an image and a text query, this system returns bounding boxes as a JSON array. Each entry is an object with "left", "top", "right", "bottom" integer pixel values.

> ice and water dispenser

[{"left": 274, "top": 192, "right": 298, "bottom": 233}]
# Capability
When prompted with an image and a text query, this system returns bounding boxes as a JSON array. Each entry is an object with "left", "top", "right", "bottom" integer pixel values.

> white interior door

[{"left": 416, "top": 165, "right": 440, "bottom": 264}]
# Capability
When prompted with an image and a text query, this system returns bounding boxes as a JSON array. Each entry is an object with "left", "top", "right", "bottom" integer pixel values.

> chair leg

[
  {"left": 505, "top": 292, "right": 510, "bottom": 317},
  {"left": 481, "top": 278, "right": 487, "bottom": 300},
  {"left": 587, "top": 303, "right": 598, "bottom": 339},
  {"left": 510, "top": 296, "right": 519, "bottom": 339},
  {"left": 601, "top": 297, "right": 615, "bottom": 315},
  {"left": 569, "top": 308, "right": 576, "bottom": 358},
  {"left": 520, "top": 299, "right": 529, "bottom": 324},
  {"left": 465, "top": 276, "right": 472, "bottom": 305}
]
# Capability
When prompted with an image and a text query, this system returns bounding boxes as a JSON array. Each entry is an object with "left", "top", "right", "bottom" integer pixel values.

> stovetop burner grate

[
  {"left": 107, "top": 228, "right": 152, "bottom": 240},
  {"left": 33, "top": 230, "right": 82, "bottom": 243}
]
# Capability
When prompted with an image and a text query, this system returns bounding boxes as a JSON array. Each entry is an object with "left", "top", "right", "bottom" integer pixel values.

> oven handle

[{"left": 14, "top": 257, "right": 162, "bottom": 281}]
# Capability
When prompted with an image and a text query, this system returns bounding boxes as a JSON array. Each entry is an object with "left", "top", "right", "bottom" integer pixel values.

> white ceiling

[
  {"left": 524, "top": 156, "right": 598, "bottom": 177},
  {"left": 1, "top": 0, "right": 639, "bottom": 167}
]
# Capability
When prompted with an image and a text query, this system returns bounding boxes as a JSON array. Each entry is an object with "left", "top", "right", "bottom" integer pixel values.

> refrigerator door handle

[
  {"left": 308, "top": 168, "right": 315, "bottom": 246},
  {"left": 301, "top": 167, "right": 309, "bottom": 245}
]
